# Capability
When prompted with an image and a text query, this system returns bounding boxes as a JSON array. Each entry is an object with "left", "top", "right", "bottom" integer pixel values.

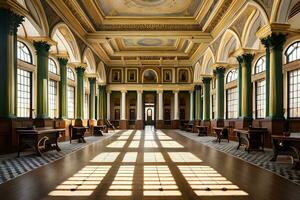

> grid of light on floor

[
  {"left": 132, "top": 134, "right": 141, "bottom": 140},
  {"left": 90, "top": 152, "right": 120, "bottom": 162},
  {"left": 144, "top": 166, "right": 181, "bottom": 196},
  {"left": 122, "top": 152, "right": 138, "bottom": 162},
  {"left": 106, "top": 165, "right": 135, "bottom": 196},
  {"left": 106, "top": 141, "right": 127, "bottom": 148},
  {"left": 129, "top": 141, "right": 140, "bottom": 148},
  {"left": 160, "top": 141, "right": 184, "bottom": 148},
  {"left": 144, "top": 152, "right": 165, "bottom": 162},
  {"left": 49, "top": 165, "right": 111, "bottom": 196},
  {"left": 157, "top": 135, "right": 173, "bottom": 140},
  {"left": 145, "top": 135, "right": 155, "bottom": 140},
  {"left": 178, "top": 166, "right": 248, "bottom": 196},
  {"left": 144, "top": 141, "right": 158, "bottom": 148},
  {"left": 117, "top": 135, "right": 131, "bottom": 140},
  {"left": 168, "top": 152, "right": 202, "bottom": 162}
]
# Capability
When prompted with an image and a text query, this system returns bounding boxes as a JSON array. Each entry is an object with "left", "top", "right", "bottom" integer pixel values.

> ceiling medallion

[{"left": 130, "top": 0, "right": 168, "bottom": 7}]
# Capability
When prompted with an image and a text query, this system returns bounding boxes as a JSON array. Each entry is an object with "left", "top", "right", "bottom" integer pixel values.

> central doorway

[{"left": 144, "top": 92, "right": 156, "bottom": 126}]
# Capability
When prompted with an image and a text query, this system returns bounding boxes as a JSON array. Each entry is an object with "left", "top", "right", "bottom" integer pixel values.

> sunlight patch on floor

[
  {"left": 168, "top": 152, "right": 202, "bottom": 163},
  {"left": 129, "top": 141, "right": 140, "bottom": 148},
  {"left": 90, "top": 152, "right": 120, "bottom": 162},
  {"left": 144, "top": 152, "right": 165, "bottom": 162},
  {"left": 178, "top": 165, "right": 248, "bottom": 196},
  {"left": 106, "top": 141, "right": 127, "bottom": 148},
  {"left": 143, "top": 165, "right": 181, "bottom": 196},
  {"left": 48, "top": 166, "right": 111, "bottom": 196},
  {"left": 107, "top": 165, "right": 135, "bottom": 196},
  {"left": 160, "top": 141, "right": 184, "bottom": 148},
  {"left": 122, "top": 152, "right": 138, "bottom": 162},
  {"left": 144, "top": 141, "right": 158, "bottom": 148}
]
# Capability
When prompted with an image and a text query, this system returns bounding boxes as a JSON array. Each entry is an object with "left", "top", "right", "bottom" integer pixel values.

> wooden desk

[
  {"left": 271, "top": 135, "right": 300, "bottom": 169},
  {"left": 234, "top": 128, "right": 267, "bottom": 152},
  {"left": 93, "top": 125, "right": 106, "bottom": 136},
  {"left": 213, "top": 127, "right": 229, "bottom": 143},
  {"left": 69, "top": 126, "right": 89, "bottom": 143},
  {"left": 16, "top": 127, "right": 65, "bottom": 157},
  {"left": 196, "top": 125, "right": 208, "bottom": 136}
]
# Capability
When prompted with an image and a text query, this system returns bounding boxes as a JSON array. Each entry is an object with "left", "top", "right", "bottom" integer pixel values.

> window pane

[
  {"left": 226, "top": 87, "right": 238, "bottom": 119},
  {"left": 67, "top": 68, "right": 75, "bottom": 81},
  {"left": 84, "top": 94, "right": 89, "bottom": 119},
  {"left": 17, "top": 69, "right": 31, "bottom": 117},
  {"left": 17, "top": 41, "right": 32, "bottom": 63},
  {"left": 226, "top": 69, "right": 238, "bottom": 83},
  {"left": 255, "top": 56, "right": 266, "bottom": 74},
  {"left": 67, "top": 86, "right": 75, "bottom": 119},
  {"left": 289, "top": 69, "right": 300, "bottom": 118},
  {"left": 48, "top": 79, "right": 57, "bottom": 118},
  {"left": 49, "top": 59, "right": 57, "bottom": 74},
  {"left": 256, "top": 80, "right": 265, "bottom": 118},
  {"left": 286, "top": 42, "right": 300, "bottom": 63},
  {"left": 212, "top": 94, "right": 216, "bottom": 119}
]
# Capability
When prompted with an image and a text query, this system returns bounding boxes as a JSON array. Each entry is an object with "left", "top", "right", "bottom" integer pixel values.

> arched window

[
  {"left": 67, "top": 67, "right": 75, "bottom": 81},
  {"left": 226, "top": 69, "right": 238, "bottom": 83},
  {"left": 49, "top": 59, "right": 58, "bottom": 74},
  {"left": 17, "top": 41, "right": 32, "bottom": 63},
  {"left": 286, "top": 41, "right": 300, "bottom": 63},
  {"left": 255, "top": 56, "right": 266, "bottom": 74}
]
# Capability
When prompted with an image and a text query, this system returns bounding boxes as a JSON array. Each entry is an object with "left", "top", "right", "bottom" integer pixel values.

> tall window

[
  {"left": 226, "top": 87, "right": 238, "bottom": 119},
  {"left": 67, "top": 67, "right": 75, "bottom": 81},
  {"left": 212, "top": 94, "right": 216, "bottom": 119},
  {"left": 17, "top": 41, "right": 32, "bottom": 63},
  {"left": 48, "top": 80, "right": 57, "bottom": 118},
  {"left": 256, "top": 80, "right": 266, "bottom": 118},
  {"left": 84, "top": 94, "right": 89, "bottom": 119},
  {"left": 67, "top": 86, "right": 75, "bottom": 119},
  {"left": 255, "top": 56, "right": 266, "bottom": 74},
  {"left": 289, "top": 69, "right": 300, "bottom": 118},
  {"left": 226, "top": 69, "right": 238, "bottom": 83},
  {"left": 286, "top": 41, "right": 300, "bottom": 63},
  {"left": 17, "top": 69, "right": 32, "bottom": 117},
  {"left": 49, "top": 59, "right": 58, "bottom": 74}
]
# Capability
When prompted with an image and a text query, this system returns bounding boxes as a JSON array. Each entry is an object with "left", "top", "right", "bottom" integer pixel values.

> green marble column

[
  {"left": 98, "top": 85, "right": 105, "bottom": 120},
  {"left": 215, "top": 67, "right": 225, "bottom": 120},
  {"left": 88, "top": 77, "right": 96, "bottom": 120},
  {"left": 0, "top": 9, "right": 24, "bottom": 118},
  {"left": 75, "top": 66, "right": 85, "bottom": 119},
  {"left": 261, "top": 38, "right": 270, "bottom": 117},
  {"left": 203, "top": 77, "right": 212, "bottom": 120},
  {"left": 267, "top": 33, "right": 286, "bottom": 119},
  {"left": 238, "top": 54, "right": 254, "bottom": 119},
  {"left": 237, "top": 57, "right": 243, "bottom": 118},
  {"left": 195, "top": 85, "right": 201, "bottom": 120},
  {"left": 34, "top": 41, "right": 51, "bottom": 119},
  {"left": 58, "top": 58, "right": 68, "bottom": 119}
]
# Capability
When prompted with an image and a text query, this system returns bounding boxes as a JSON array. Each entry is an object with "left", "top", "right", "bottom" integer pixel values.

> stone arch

[
  {"left": 217, "top": 29, "right": 241, "bottom": 63},
  {"left": 83, "top": 48, "right": 96, "bottom": 74},
  {"left": 193, "top": 62, "right": 202, "bottom": 83},
  {"left": 202, "top": 47, "right": 215, "bottom": 75},
  {"left": 142, "top": 69, "right": 159, "bottom": 83},
  {"left": 97, "top": 62, "right": 107, "bottom": 84},
  {"left": 51, "top": 23, "right": 81, "bottom": 63},
  {"left": 271, "top": 0, "right": 299, "bottom": 23}
]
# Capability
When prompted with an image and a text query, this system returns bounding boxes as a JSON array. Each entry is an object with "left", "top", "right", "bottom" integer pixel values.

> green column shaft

[
  {"left": 58, "top": 58, "right": 68, "bottom": 119},
  {"left": 261, "top": 38, "right": 271, "bottom": 117},
  {"left": 203, "top": 77, "right": 211, "bottom": 120},
  {"left": 75, "top": 67, "right": 85, "bottom": 119},
  {"left": 34, "top": 41, "right": 51, "bottom": 119},
  {"left": 195, "top": 85, "right": 201, "bottom": 120},
  {"left": 237, "top": 57, "right": 243, "bottom": 118},
  {"left": 215, "top": 67, "right": 225, "bottom": 120},
  {"left": 239, "top": 54, "right": 254, "bottom": 119},
  {"left": 268, "top": 33, "right": 286, "bottom": 119},
  {"left": 88, "top": 78, "right": 96, "bottom": 120},
  {"left": 200, "top": 93, "right": 203, "bottom": 120},
  {"left": 98, "top": 85, "right": 105, "bottom": 120},
  {"left": 0, "top": 9, "right": 23, "bottom": 118}
]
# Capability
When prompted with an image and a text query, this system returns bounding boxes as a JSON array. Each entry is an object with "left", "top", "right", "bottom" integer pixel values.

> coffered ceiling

[{"left": 47, "top": 0, "right": 235, "bottom": 67}]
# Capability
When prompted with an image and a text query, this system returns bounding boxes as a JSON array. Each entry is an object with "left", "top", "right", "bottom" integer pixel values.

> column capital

[
  {"left": 173, "top": 90, "right": 179, "bottom": 94},
  {"left": 58, "top": 57, "right": 68, "bottom": 66},
  {"left": 137, "top": 90, "right": 143, "bottom": 94},
  {"left": 106, "top": 90, "right": 112, "bottom": 94},
  {"left": 33, "top": 40, "right": 52, "bottom": 56},
  {"left": 189, "top": 90, "right": 194, "bottom": 94},
  {"left": 236, "top": 54, "right": 255, "bottom": 65},
  {"left": 261, "top": 33, "right": 287, "bottom": 50},
  {"left": 0, "top": 8, "right": 24, "bottom": 35},
  {"left": 202, "top": 77, "right": 212, "bottom": 84},
  {"left": 88, "top": 77, "right": 97, "bottom": 84},
  {"left": 214, "top": 67, "right": 226, "bottom": 75},
  {"left": 121, "top": 89, "right": 127, "bottom": 93},
  {"left": 157, "top": 90, "right": 163, "bottom": 94}
]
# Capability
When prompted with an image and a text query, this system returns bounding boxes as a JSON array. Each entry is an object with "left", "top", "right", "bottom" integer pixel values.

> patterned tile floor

[
  {"left": 176, "top": 130, "right": 300, "bottom": 185},
  {"left": 0, "top": 131, "right": 119, "bottom": 184}
]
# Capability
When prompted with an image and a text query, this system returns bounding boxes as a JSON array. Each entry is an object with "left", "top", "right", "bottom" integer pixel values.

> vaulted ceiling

[{"left": 47, "top": 0, "right": 236, "bottom": 67}]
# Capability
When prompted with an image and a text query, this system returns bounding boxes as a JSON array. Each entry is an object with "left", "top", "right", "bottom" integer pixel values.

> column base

[
  {"left": 135, "top": 120, "right": 144, "bottom": 130},
  {"left": 119, "top": 120, "right": 129, "bottom": 130},
  {"left": 35, "top": 118, "right": 53, "bottom": 128},
  {"left": 156, "top": 120, "right": 164, "bottom": 129},
  {"left": 171, "top": 120, "right": 180, "bottom": 129}
]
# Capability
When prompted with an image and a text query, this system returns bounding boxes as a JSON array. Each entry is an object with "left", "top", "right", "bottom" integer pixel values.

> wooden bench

[
  {"left": 69, "top": 125, "right": 89, "bottom": 143},
  {"left": 213, "top": 127, "right": 229, "bottom": 143},
  {"left": 197, "top": 125, "right": 208, "bottom": 136},
  {"left": 93, "top": 125, "right": 106, "bottom": 136},
  {"left": 16, "top": 127, "right": 65, "bottom": 157},
  {"left": 105, "top": 120, "right": 116, "bottom": 131},
  {"left": 271, "top": 132, "right": 300, "bottom": 169},
  {"left": 183, "top": 121, "right": 194, "bottom": 132},
  {"left": 234, "top": 128, "right": 268, "bottom": 152}
]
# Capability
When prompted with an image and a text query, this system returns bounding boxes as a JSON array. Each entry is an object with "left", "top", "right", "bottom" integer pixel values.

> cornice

[{"left": 256, "top": 23, "right": 292, "bottom": 39}]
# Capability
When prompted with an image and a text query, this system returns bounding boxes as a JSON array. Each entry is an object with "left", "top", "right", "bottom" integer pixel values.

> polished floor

[{"left": 0, "top": 126, "right": 300, "bottom": 200}]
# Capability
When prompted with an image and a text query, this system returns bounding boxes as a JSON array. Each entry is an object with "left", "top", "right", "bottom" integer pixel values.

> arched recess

[
  {"left": 97, "top": 62, "right": 107, "bottom": 84},
  {"left": 83, "top": 48, "right": 96, "bottom": 74},
  {"left": 242, "top": 2, "right": 269, "bottom": 49},
  {"left": 51, "top": 23, "right": 81, "bottom": 63},
  {"left": 217, "top": 29, "right": 241, "bottom": 63},
  {"left": 17, "top": 0, "right": 49, "bottom": 37},
  {"left": 142, "top": 69, "right": 158, "bottom": 83},
  {"left": 271, "top": 0, "right": 299, "bottom": 24},
  {"left": 193, "top": 62, "right": 202, "bottom": 83},
  {"left": 202, "top": 47, "right": 215, "bottom": 75}
]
